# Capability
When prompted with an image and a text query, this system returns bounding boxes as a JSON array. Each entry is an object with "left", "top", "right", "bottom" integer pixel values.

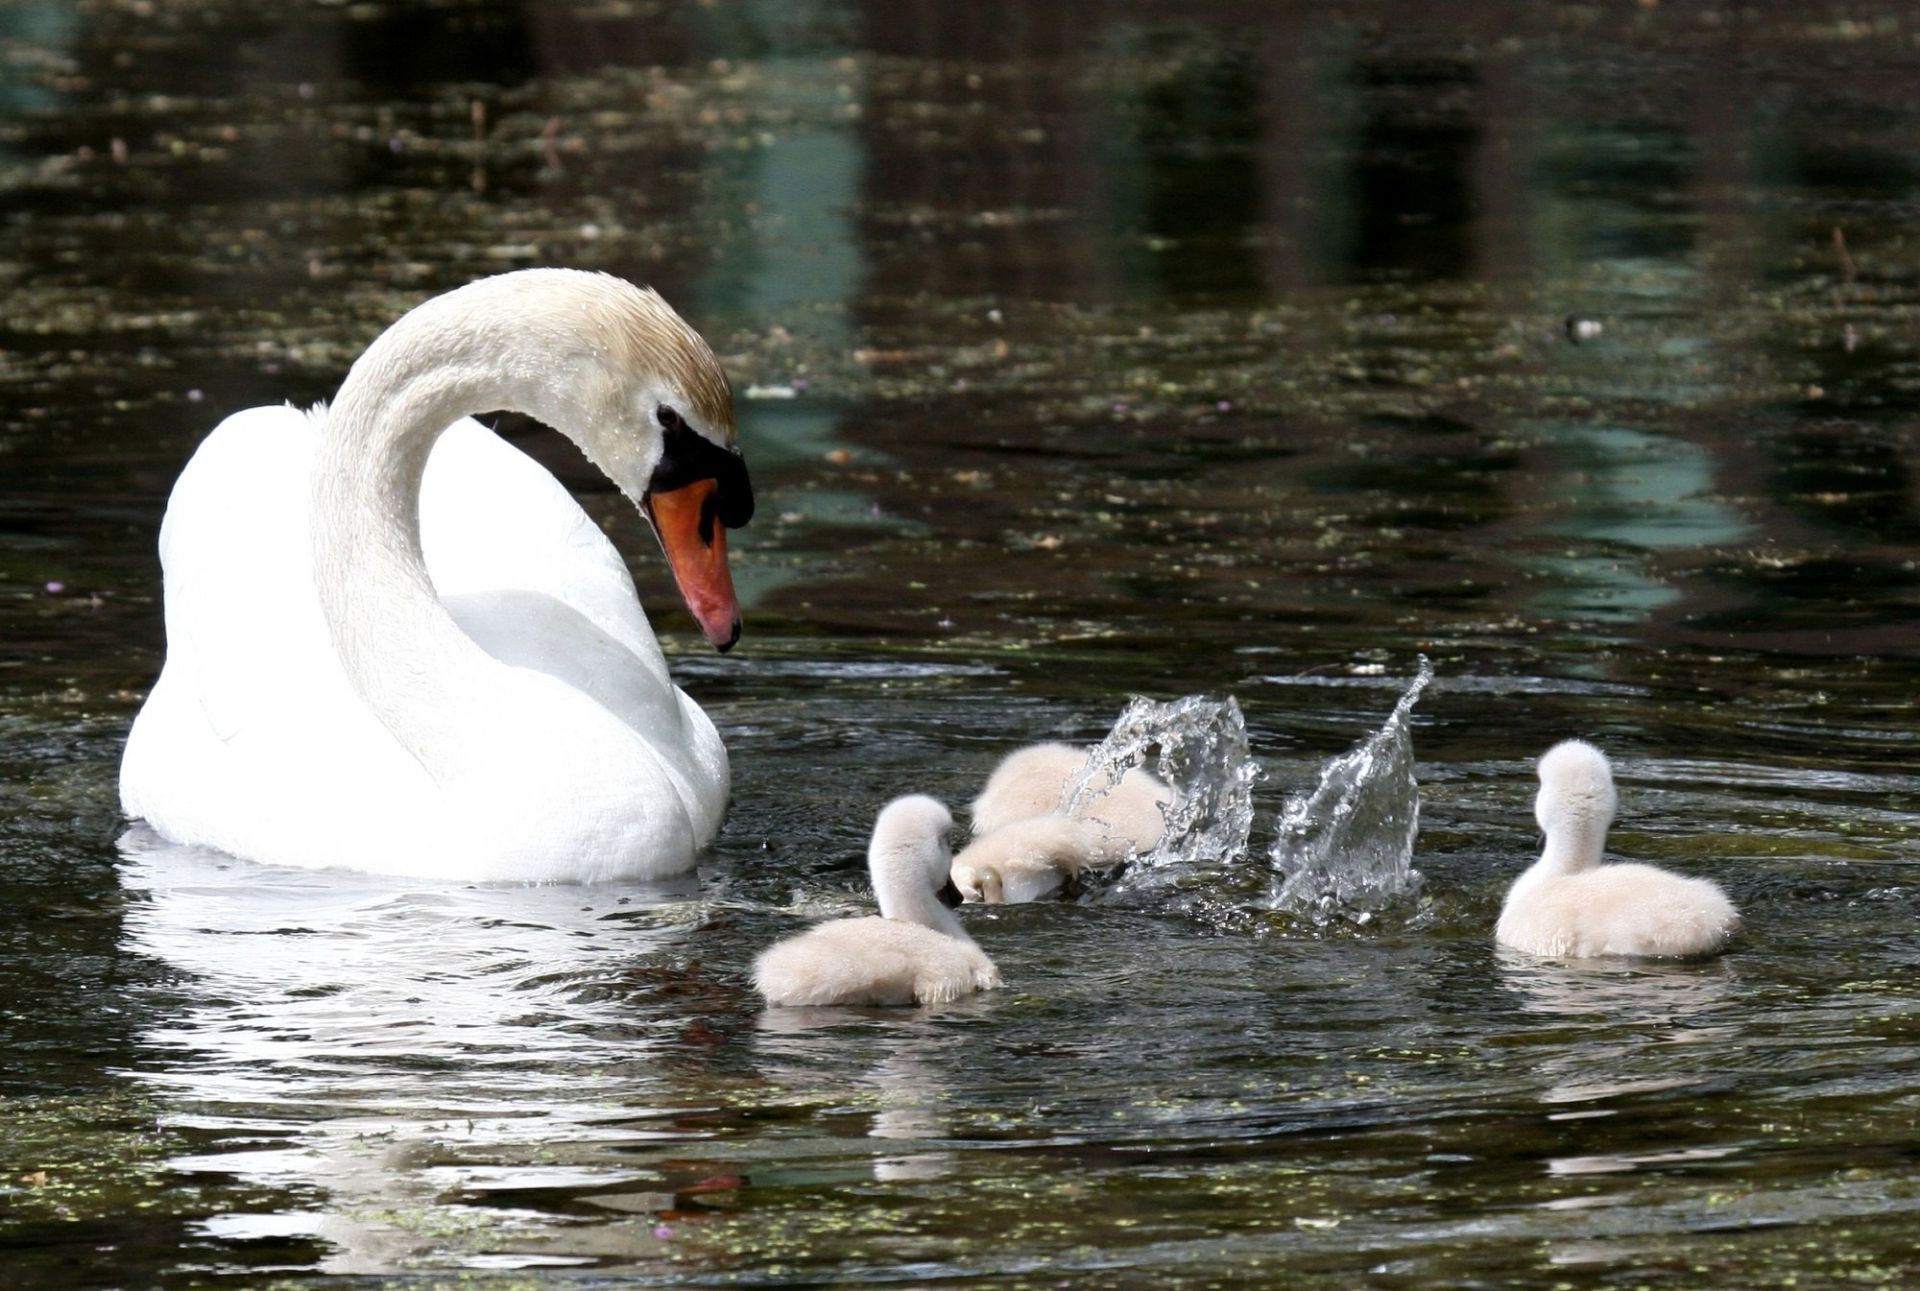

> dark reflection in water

[
  {"left": 1347, "top": 56, "right": 1480, "bottom": 284},
  {"left": 5, "top": 0, "right": 1920, "bottom": 1285},
  {"left": 1109, "top": 35, "right": 1266, "bottom": 301}
]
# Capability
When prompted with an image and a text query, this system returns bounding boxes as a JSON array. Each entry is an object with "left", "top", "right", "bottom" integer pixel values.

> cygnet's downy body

[
  {"left": 969, "top": 741, "right": 1172, "bottom": 863},
  {"left": 950, "top": 814, "right": 1103, "bottom": 904},
  {"left": 754, "top": 796, "right": 1002, "bottom": 1007},
  {"left": 1496, "top": 740, "right": 1739, "bottom": 959}
]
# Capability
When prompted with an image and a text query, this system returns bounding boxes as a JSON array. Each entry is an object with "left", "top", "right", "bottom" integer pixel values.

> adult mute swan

[
  {"left": 754, "top": 796, "right": 1001, "bottom": 1007},
  {"left": 120, "top": 269, "right": 755, "bottom": 882},
  {"left": 1496, "top": 740, "right": 1739, "bottom": 959}
]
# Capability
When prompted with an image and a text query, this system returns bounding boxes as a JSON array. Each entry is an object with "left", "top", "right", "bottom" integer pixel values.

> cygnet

[
  {"left": 951, "top": 814, "right": 1103, "bottom": 904},
  {"left": 754, "top": 795, "right": 1002, "bottom": 1007},
  {"left": 970, "top": 741, "right": 1172, "bottom": 861},
  {"left": 1496, "top": 739, "right": 1739, "bottom": 959}
]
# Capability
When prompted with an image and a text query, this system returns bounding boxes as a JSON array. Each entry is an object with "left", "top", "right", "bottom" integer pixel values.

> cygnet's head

[
  {"left": 1534, "top": 739, "right": 1618, "bottom": 861},
  {"left": 868, "top": 795, "right": 963, "bottom": 918},
  {"left": 949, "top": 861, "right": 1005, "bottom": 905}
]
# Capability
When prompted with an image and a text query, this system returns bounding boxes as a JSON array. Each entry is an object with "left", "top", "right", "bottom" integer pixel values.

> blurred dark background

[{"left": 4, "top": 0, "right": 1919, "bottom": 691}]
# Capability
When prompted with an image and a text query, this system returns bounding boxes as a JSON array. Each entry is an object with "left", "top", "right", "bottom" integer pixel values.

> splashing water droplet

[
  {"left": 1268, "top": 656, "right": 1434, "bottom": 925},
  {"left": 1064, "top": 694, "right": 1260, "bottom": 910}
]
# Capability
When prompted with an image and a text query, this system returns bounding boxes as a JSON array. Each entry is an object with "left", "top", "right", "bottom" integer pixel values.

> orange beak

[{"left": 643, "top": 478, "right": 742, "bottom": 652}]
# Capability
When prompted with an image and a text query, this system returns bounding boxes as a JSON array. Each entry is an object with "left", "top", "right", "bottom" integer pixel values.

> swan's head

[
  {"left": 592, "top": 277, "right": 751, "bottom": 652},
  {"left": 463, "top": 269, "right": 753, "bottom": 651},
  {"left": 1534, "top": 739, "right": 1617, "bottom": 868},
  {"left": 868, "top": 795, "right": 963, "bottom": 919}
]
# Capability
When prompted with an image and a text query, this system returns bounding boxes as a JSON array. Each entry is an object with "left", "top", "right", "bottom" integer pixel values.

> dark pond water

[{"left": 6, "top": 1, "right": 1920, "bottom": 1286}]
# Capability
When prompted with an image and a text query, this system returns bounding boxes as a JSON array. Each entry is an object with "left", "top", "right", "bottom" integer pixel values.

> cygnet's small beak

[
  {"left": 643, "top": 477, "right": 741, "bottom": 652},
  {"left": 936, "top": 877, "right": 965, "bottom": 909}
]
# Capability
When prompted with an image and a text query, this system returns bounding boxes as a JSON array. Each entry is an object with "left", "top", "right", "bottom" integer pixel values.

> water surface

[{"left": 5, "top": 1, "right": 1920, "bottom": 1286}]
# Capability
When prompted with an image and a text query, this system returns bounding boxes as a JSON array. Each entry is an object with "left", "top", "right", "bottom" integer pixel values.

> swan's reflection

[
  {"left": 1499, "top": 949, "right": 1735, "bottom": 1026},
  {"left": 867, "top": 1049, "right": 957, "bottom": 1183},
  {"left": 1497, "top": 950, "right": 1738, "bottom": 1109},
  {"left": 753, "top": 1006, "right": 977, "bottom": 1183},
  {"left": 1498, "top": 948, "right": 1746, "bottom": 1223},
  {"left": 117, "top": 826, "right": 707, "bottom": 1274}
]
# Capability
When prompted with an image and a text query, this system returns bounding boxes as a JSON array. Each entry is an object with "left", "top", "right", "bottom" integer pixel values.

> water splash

[
  {"left": 1064, "top": 694, "right": 1260, "bottom": 906},
  {"left": 1267, "top": 657, "right": 1434, "bottom": 926}
]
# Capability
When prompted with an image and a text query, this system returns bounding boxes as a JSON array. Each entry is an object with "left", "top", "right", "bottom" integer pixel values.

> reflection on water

[
  {"left": 8, "top": 0, "right": 1920, "bottom": 1285},
  {"left": 1501, "top": 952, "right": 1736, "bottom": 1026},
  {"left": 54, "top": 660, "right": 1914, "bottom": 1283},
  {"left": 1522, "top": 422, "right": 1753, "bottom": 625},
  {"left": 116, "top": 826, "right": 720, "bottom": 1274}
]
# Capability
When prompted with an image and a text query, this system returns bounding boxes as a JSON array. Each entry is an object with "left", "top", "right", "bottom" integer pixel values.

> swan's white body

[
  {"left": 755, "top": 797, "right": 1001, "bottom": 1007},
  {"left": 120, "top": 270, "right": 748, "bottom": 883},
  {"left": 951, "top": 814, "right": 1101, "bottom": 904},
  {"left": 970, "top": 741, "right": 1171, "bottom": 862},
  {"left": 1496, "top": 740, "right": 1739, "bottom": 959}
]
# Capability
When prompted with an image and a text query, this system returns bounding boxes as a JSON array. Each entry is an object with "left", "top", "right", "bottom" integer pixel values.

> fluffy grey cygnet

[
  {"left": 958, "top": 742, "right": 1172, "bottom": 903},
  {"left": 1496, "top": 740, "right": 1739, "bottom": 959},
  {"left": 754, "top": 795, "right": 1001, "bottom": 1007},
  {"left": 950, "top": 814, "right": 1104, "bottom": 904}
]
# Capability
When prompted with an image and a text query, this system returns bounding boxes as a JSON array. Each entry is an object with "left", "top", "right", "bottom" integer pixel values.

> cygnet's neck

[
  {"left": 1536, "top": 804, "right": 1610, "bottom": 876},
  {"left": 872, "top": 847, "right": 968, "bottom": 940}
]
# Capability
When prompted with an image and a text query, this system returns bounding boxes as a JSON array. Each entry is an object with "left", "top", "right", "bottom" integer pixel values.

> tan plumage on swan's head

[
  {"left": 350, "top": 267, "right": 736, "bottom": 446},
  {"left": 590, "top": 274, "right": 736, "bottom": 445}
]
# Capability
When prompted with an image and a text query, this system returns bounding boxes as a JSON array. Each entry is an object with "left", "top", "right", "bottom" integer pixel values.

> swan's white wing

[
  {"left": 421, "top": 421, "right": 667, "bottom": 672},
  {"left": 161, "top": 412, "right": 688, "bottom": 746},
  {"left": 154, "top": 404, "right": 333, "bottom": 744},
  {"left": 126, "top": 404, "right": 427, "bottom": 863},
  {"left": 420, "top": 420, "right": 726, "bottom": 842}
]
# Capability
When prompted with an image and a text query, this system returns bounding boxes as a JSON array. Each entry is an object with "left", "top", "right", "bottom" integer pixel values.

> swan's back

[
  {"left": 753, "top": 916, "right": 1000, "bottom": 1007},
  {"left": 1076, "top": 771, "right": 1171, "bottom": 860},
  {"left": 122, "top": 406, "right": 422, "bottom": 862},
  {"left": 971, "top": 743, "right": 1088, "bottom": 833},
  {"left": 1497, "top": 863, "right": 1739, "bottom": 959}
]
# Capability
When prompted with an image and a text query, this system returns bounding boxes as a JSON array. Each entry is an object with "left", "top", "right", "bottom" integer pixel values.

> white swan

[
  {"left": 754, "top": 796, "right": 1001, "bottom": 1007},
  {"left": 119, "top": 269, "right": 755, "bottom": 882},
  {"left": 1496, "top": 740, "right": 1739, "bottom": 959},
  {"left": 970, "top": 741, "right": 1171, "bottom": 862},
  {"left": 950, "top": 814, "right": 1101, "bottom": 904}
]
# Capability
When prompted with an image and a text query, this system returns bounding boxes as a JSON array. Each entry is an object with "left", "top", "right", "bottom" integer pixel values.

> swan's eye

[{"left": 656, "top": 405, "right": 683, "bottom": 433}]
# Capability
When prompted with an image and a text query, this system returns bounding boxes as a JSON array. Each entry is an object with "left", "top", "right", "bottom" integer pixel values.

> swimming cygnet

[
  {"left": 1496, "top": 739, "right": 1739, "bottom": 959},
  {"left": 754, "top": 795, "right": 1002, "bottom": 1007},
  {"left": 970, "top": 741, "right": 1172, "bottom": 861},
  {"left": 950, "top": 814, "right": 1103, "bottom": 904}
]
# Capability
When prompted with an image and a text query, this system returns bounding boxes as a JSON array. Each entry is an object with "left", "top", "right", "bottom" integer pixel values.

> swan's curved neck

[{"left": 310, "top": 287, "right": 607, "bottom": 780}]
